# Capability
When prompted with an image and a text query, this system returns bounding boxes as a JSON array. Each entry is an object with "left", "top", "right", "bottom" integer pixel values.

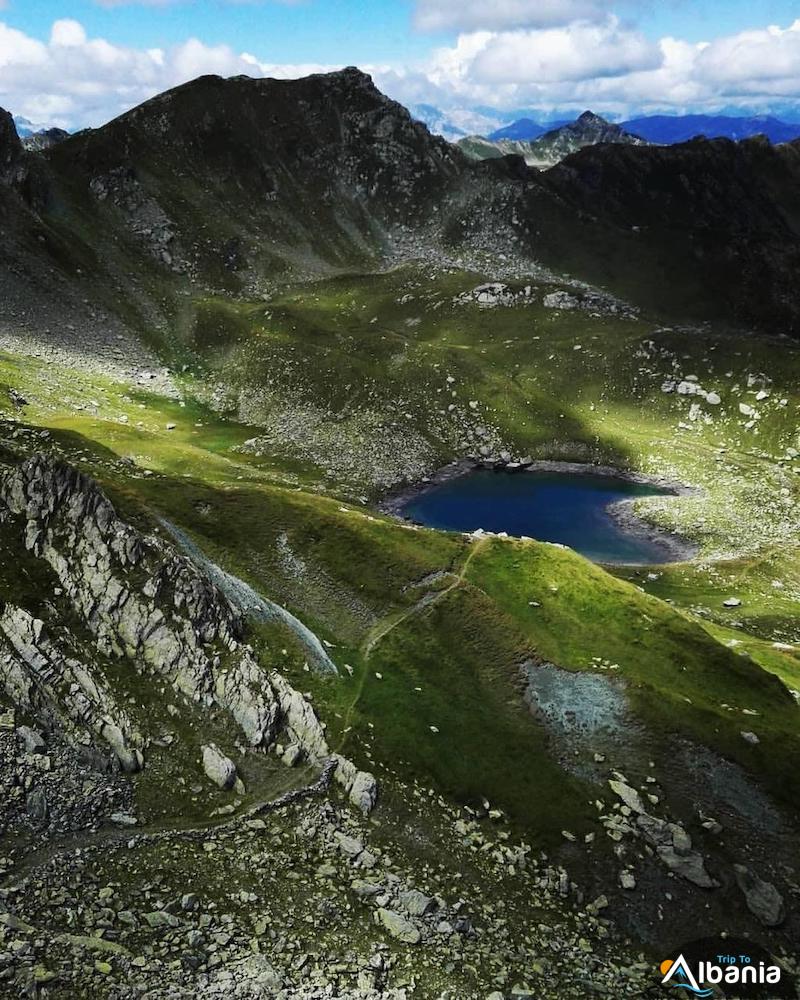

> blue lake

[{"left": 402, "top": 469, "right": 678, "bottom": 564}]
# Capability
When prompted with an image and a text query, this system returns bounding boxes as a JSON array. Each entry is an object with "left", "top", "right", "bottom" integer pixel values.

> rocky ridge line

[{"left": 0, "top": 454, "right": 376, "bottom": 813}]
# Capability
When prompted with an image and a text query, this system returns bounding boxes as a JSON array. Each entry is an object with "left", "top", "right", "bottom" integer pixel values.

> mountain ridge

[{"left": 2, "top": 69, "right": 800, "bottom": 340}]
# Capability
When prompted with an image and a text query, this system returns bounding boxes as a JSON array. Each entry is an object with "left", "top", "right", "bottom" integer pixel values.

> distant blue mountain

[
  {"left": 489, "top": 119, "right": 547, "bottom": 141},
  {"left": 620, "top": 114, "right": 800, "bottom": 144},
  {"left": 484, "top": 112, "right": 800, "bottom": 146}
]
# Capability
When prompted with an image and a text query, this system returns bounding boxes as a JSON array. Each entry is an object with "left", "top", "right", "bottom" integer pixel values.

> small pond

[{"left": 402, "top": 469, "right": 681, "bottom": 564}]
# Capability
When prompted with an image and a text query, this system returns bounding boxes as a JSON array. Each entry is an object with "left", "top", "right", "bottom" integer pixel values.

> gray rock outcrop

[
  {"left": 201, "top": 744, "right": 242, "bottom": 792},
  {"left": 0, "top": 455, "right": 377, "bottom": 812},
  {"left": 733, "top": 864, "right": 785, "bottom": 927}
]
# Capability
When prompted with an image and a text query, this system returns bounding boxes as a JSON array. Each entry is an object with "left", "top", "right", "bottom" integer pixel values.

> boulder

[
  {"left": 377, "top": 908, "right": 421, "bottom": 945},
  {"left": 656, "top": 846, "right": 717, "bottom": 888},
  {"left": 201, "top": 743, "right": 240, "bottom": 792},
  {"left": 17, "top": 725, "right": 46, "bottom": 754},
  {"left": 26, "top": 787, "right": 48, "bottom": 823},
  {"left": 349, "top": 770, "right": 378, "bottom": 815},
  {"left": 397, "top": 889, "right": 436, "bottom": 917},
  {"left": 608, "top": 779, "right": 646, "bottom": 814},
  {"left": 733, "top": 865, "right": 785, "bottom": 927}
]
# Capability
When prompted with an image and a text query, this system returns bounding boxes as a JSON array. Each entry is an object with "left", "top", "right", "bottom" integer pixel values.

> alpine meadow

[{"left": 0, "top": 6, "right": 800, "bottom": 998}]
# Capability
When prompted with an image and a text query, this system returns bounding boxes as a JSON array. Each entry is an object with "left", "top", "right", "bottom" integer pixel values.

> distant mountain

[
  {"left": 488, "top": 118, "right": 548, "bottom": 142},
  {"left": 11, "top": 115, "right": 38, "bottom": 138},
  {"left": 21, "top": 127, "right": 70, "bottom": 152},
  {"left": 410, "top": 104, "right": 503, "bottom": 142},
  {"left": 12, "top": 114, "right": 71, "bottom": 150},
  {"left": 620, "top": 114, "right": 800, "bottom": 144},
  {"left": 527, "top": 111, "right": 647, "bottom": 167},
  {"left": 456, "top": 135, "right": 533, "bottom": 161},
  {"left": 459, "top": 111, "right": 648, "bottom": 169}
]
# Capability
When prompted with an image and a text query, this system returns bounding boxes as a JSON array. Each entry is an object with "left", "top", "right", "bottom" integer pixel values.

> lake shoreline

[{"left": 378, "top": 457, "right": 700, "bottom": 566}]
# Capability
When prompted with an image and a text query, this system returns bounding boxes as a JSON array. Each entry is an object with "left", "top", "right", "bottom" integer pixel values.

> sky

[{"left": 2, "top": 0, "right": 800, "bottom": 129}]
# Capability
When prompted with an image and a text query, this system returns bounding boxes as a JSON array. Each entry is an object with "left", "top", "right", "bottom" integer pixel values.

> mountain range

[
  {"left": 414, "top": 104, "right": 800, "bottom": 146},
  {"left": 620, "top": 114, "right": 800, "bottom": 145},
  {"left": 459, "top": 111, "right": 648, "bottom": 169},
  {"left": 4, "top": 74, "right": 800, "bottom": 335}
]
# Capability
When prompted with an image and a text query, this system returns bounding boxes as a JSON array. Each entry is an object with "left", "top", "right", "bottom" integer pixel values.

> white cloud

[
  {"left": 414, "top": 0, "right": 613, "bottom": 33},
  {"left": 3, "top": 15, "right": 800, "bottom": 132},
  {"left": 469, "top": 20, "right": 660, "bottom": 84},
  {"left": 51, "top": 19, "right": 89, "bottom": 47},
  {"left": 399, "top": 16, "right": 800, "bottom": 117},
  {"left": 0, "top": 18, "right": 336, "bottom": 129}
]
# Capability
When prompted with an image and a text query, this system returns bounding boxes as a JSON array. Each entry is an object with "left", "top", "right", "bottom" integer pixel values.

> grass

[{"left": 1, "top": 262, "right": 799, "bottom": 850}]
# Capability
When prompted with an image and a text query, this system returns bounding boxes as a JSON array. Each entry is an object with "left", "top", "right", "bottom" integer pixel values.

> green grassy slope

[{"left": 1, "top": 261, "right": 798, "bottom": 853}]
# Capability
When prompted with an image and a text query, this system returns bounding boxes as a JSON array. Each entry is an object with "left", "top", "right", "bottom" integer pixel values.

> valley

[{"left": 0, "top": 69, "right": 798, "bottom": 999}]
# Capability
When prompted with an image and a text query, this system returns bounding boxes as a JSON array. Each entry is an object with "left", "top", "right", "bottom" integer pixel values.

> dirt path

[
  {"left": 2, "top": 759, "right": 337, "bottom": 892},
  {"left": 337, "top": 536, "right": 489, "bottom": 744}
]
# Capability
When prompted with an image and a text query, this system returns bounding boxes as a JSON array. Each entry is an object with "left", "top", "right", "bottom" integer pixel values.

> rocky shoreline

[{"left": 379, "top": 456, "right": 700, "bottom": 565}]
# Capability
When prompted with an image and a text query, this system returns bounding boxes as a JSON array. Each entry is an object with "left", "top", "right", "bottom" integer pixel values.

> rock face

[
  {"left": 0, "top": 109, "right": 23, "bottom": 183},
  {"left": 0, "top": 455, "right": 376, "bottom": 810},
  {"left": 20, "top": 127, "right": 69, "bottom": 153},
  {"left": 0, "top": 455, "right": 281, "bottom": 750},
  {"left": 0, "top": 602, "right": 145, "bottom": 772}
]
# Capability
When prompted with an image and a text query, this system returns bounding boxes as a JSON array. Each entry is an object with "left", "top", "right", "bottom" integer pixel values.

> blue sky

[
  {"left": 8, "top": 1, "right": 800, "bottom": 60},
  {"left": 7, "top": 1, "right": 423, "bottom": 65},
  {"left": 2, "top": 0, "right": 800, "bottom": 129}
]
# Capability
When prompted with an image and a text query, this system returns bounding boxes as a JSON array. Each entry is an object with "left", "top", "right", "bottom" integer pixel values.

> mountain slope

[
  {"left": 488, "top": 117, "right": 549, "bottom": 141},
  {"left": 44, "top": 69, "right": 464, "bottom": 287},
  {"left": 537, "top": 135, "right": 800, "bottom": 327},
  {"left": 0, "top": 68, "right": 800, "bottom": 995},
  {"left": 2, "top": 71, "right": 800, "bottom": 349}
]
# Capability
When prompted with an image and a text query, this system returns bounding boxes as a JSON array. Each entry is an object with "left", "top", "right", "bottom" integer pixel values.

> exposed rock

[
  {"left": 656, "top": 846, "right": 718, "bottom": 888},
  {"left": 397, "top": 889, "right": 437, "bottom": 917},
  {"left": 0, "top": 603, "right": 144, "bottom": 772},
  {"left": 376, "top": 908, "right": 422, "bottom": 945},
  {"left": 349, "top": 768, "right": 379, "bottom": 815},
  {"left": 17, "top": 725, "right": 46, "bottom": 754},
  {"left": 608, "top": 779, "right": 646, "bottom": 814},
  {"left": 0, "top": 455, "right": 378, "bottom": 818},
  {"left": 544, "top": 291, "right": 579, "bottom": 311},
  {"left": 733, "top": 865, "right": 785, "bottom": 927},
  {"left": 25, "top": 787, "right": 48, "bottom": 823},
  {"left": 201, "top": 744, "right": 241, "bottom": 792}
]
